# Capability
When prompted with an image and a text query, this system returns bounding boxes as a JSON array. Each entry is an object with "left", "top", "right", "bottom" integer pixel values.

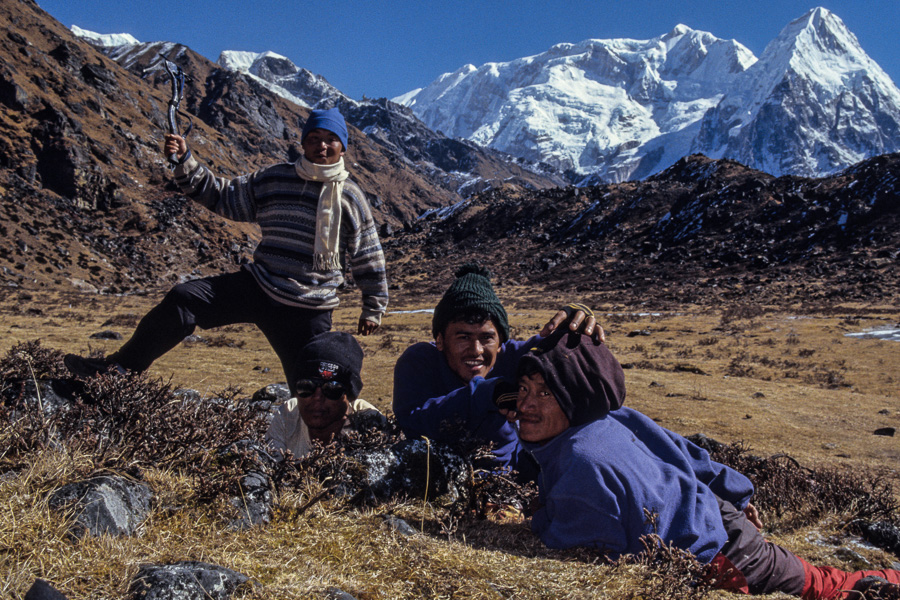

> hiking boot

[
  {"left": 852, "top": 576, "right": 900, "bottom": 600},
  {"left": 63, "top": 354, "right": 125, "bottom": 378}
]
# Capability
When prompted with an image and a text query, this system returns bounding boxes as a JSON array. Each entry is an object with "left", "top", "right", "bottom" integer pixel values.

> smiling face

[
  {"left": 301, "top": 128, "right": 345, "bottom": 165},
  {"left": 435, "top": 319, "right": 500, "bottom": 382},
  {"left": 516, "top": 372, "right": 570, "bottom": 444}
]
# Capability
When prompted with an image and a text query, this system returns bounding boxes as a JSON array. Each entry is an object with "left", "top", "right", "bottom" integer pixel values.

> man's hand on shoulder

[
  {"left": 358, "top": 317, "right": 379, "bottom": 336},
  {"left": 540, "top": 302, "right": 605, "bottom": 343}
]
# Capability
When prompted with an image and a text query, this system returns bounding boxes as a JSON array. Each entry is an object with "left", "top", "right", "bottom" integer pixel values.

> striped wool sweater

[{"left": 174, "top": 154, "right": 388, "bottom": 323}]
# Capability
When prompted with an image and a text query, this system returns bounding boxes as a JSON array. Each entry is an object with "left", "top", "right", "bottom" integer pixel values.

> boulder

[
  {"left": 229, "top": 471, "right": 272, "bottom": 530},
  {"left": 24, "top": 579, "right": 68, "bottom": 600},
  {"left": 49, "top": 475, "right": 152, "bottom": 538},
  {"left": 128, "top": 561, "right": 249, "bottom": 600}
]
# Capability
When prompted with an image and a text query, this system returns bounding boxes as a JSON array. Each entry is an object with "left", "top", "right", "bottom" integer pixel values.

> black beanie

[
  {"left": 432, "top": 264, "right": 509, "bottom": 342},
  {"left": 517, "top": 330, "right": 626, "bottom": 427},
  {"left": 291, "top": 331, "right": 364, "bottom": 399}
]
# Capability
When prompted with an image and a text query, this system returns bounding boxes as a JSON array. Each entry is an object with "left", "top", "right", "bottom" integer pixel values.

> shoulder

[
  {"left": 255, "top": 162, "right": 297, "bottom": 178},
  {"left": 397, "top": 341, "right": 440, "bottom": 364},
  {"left": 250, "top": 162, "right": 305, "bottom": 188},
  {"left": 273, "top": 397, "right": 300, "bottom": 419},
  {"left": 341, "top": 178, "right": 370, "bottom": 207}
]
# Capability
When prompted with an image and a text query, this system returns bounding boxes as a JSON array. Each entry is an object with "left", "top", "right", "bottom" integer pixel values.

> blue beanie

[{"left": 302, "top": 107, "right": 349, "bottom": 151}]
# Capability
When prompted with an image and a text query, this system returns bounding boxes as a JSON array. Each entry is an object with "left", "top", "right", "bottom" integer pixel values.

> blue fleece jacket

[
  {"left": 392, "top": 337, "right": 538, "bottom": 478},
  {"left": 526, "top": 407, "right": 755, "bottom": 563}
]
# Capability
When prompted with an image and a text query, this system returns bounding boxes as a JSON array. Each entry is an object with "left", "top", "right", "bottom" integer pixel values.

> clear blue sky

[{"left": 36, "top": 0, "right": 899, "bottom": 101}]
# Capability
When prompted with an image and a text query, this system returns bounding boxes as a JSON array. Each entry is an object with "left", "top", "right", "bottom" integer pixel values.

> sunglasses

[{"left": 295, "top": 378, "right": 347, "bottom": 401}]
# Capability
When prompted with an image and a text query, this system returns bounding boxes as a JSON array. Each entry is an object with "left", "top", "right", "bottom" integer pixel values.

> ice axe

[{"left": 160, "top": 55, "right": 193, "bottom": 164}]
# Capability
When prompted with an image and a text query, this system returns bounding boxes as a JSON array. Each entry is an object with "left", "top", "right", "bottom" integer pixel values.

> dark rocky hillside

[
  {"left": 0, "top": 0, "right": 897, "bottom": 308},
  {"left": 386, "top": 154, "right": 900, "bottom": 308},
  {"left": 0, "top": 0, "right": 463, "bottom": 291}
]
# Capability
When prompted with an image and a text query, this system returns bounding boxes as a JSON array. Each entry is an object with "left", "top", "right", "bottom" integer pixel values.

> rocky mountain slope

[
  {"left": 98, "top": 42, "right": 565, "bottom": 198},
  {"left": 385, "top": 152, "right": 900, "bottom": 308},
  {"left": 0, "top": 0, "right": 487, "bottom": 292},
  {"left": 1, "top": 0, "right": 896, "bottom": 308},
  {"left": 399, "top": 8, "right": 900, "bottom": 184}
]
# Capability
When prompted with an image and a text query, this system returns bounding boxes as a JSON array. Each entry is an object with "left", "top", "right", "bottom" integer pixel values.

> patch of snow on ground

[{"left": 845, "top": 327, "right": 900, "bottom": 342}]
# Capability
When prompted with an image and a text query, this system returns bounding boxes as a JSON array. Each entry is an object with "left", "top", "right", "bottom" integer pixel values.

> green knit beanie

[{"left": 432, "top": 264, "right": 509, "bottom": 342}]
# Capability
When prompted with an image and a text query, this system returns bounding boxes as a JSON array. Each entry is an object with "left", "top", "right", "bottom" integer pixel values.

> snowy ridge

[
  {"left": 217, "top": 50, "right": 353, "bottom": 110},
  {"left": 71, "top": 25, "right": 139, "bottom": 48},
  {"left": 396, "top": 25, "right": 756, "bottom": 181},
  {"left": 397, "top": 8, "right": 900, "bottom": 181}
]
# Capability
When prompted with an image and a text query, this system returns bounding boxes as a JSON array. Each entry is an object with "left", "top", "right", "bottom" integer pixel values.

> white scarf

[{"left": 295, "top": 157, "right": 350, "bottom": 271}]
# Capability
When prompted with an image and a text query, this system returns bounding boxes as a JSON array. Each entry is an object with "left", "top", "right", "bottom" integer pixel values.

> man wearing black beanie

[
  {"left": 266, "top": 331, "right": 384, "bottom": 457},
  {"left": 392, "top": 263, "right": 602, "bottom": 481}
]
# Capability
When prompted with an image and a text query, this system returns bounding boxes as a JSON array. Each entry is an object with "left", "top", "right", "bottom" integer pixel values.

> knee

[{"left": 163, "top": 281, "right": 205, "bottom": 307}]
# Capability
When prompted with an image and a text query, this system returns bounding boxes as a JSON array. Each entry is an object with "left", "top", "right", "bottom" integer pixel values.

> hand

[
  {"left": 540, "top": 304, "right": 606, "bottom": 344},
  {"left": 743, "top": 503, "right": 763, "bottom": 530},
  {"left": 493, "top": 380, "right": 518, "bottom": 423},
  {"left": 163, "top": 134, "right": 188, "bottom": 161},
  {"left": 357, "top": 317, "right": 379, "bottom": 336}
]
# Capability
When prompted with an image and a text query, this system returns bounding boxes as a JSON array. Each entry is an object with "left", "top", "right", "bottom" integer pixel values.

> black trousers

[{"left": 109, "top": 268, "right": 332, "bottom": 382}]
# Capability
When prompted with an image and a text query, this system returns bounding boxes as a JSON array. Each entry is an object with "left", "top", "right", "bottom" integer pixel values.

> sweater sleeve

[
  {"left": 340, "top": 182, "right": 388, "bottom": 324},
  {"left": 394, "top": 365, "right": 502, "bottom": 443},
  {"left": 669, "top": 431, "right": 755, "bottom": 509},
  {"left": 173, "top": 154, "right": 258, "bottom": 222}
]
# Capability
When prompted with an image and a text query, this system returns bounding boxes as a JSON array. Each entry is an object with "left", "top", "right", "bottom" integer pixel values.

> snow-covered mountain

[
  {"left": 397, "top": 8, "right": 900, "bottom": 181},
  {"left": 692, "top": 8, "right": 900, "bottom": 178},
  {"left": 217, "top": 50, "right": 350, "bottom": 109}
]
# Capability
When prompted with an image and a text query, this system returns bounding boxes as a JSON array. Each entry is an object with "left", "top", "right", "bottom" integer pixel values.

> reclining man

[
  {"left": 266, "top": 331, "right": 384, "bottom": 458},
  {"left": 392, "top": 264, "right": 605, "bottom": 481},
  {"left": 511, "top": 330, "right": 900, "bottom": 599}
]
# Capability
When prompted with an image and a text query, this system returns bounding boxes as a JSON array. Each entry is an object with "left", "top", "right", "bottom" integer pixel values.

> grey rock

[
  {"left": 89, "top": 330, "right": 123, "bottom": 340},
  {"left": 49, "top": 475, "right": 152, "bottom": 538},
  {"left": 353, "top": 439, "right": 469, "bottom": 503},
  {"left": 324, "top": 587, "right": 359, "bottom": 600},
  {"left": 382, "top": 514, "right": 417, "bottom": 536},
  {"left": 229, "top": 471, "right": 272, "bottom": 530},
  {"left": 251, "top": 383, "right": 291, "bottom": 404},
  {"left": 128, "top": 561, "right": 249, "bottom": 600},
  {"left": 686, "top": 433, "right": 726, "bottom": 453},
  {"left": 852, "top": 520, "right": 900, "bottom": 556},
  {"left": 25, "top": 579, "right": 68, "bottom": 600}
]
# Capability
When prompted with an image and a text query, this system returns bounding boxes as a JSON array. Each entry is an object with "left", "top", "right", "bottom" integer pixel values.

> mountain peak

[
  {"left": 771, "top": 6, "right": 865, "bottom": 66},
  {"left": 664, "top": 24, "right": 693, "bottom": 39},
  {"left": 70, "top": 26, "right": 139, "bottom": 48}
]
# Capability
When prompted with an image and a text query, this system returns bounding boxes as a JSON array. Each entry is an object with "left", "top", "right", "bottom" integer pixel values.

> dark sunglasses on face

[{"left": 295, "top": 378, "right": 347, "bottom": 400}]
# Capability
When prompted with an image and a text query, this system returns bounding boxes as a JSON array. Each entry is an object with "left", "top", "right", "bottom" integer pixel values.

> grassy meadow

[{"left": 0, "top": 285, "right": 898, "bottom": 599}]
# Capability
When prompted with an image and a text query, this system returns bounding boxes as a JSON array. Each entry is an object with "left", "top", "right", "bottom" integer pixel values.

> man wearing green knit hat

[{"left": 392, "top": 263, "right": 602, "bottom": 481}]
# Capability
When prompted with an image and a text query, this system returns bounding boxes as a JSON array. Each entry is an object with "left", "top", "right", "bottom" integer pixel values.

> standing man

[
  {"left": 513, "top": 330, "right": 900, "bottom": 599},
  {"left": 65, "top": 107, "right": 388, "bottom": 380},
  {"left": 392, "top": 264, "right": 604, "bottom": 481}
]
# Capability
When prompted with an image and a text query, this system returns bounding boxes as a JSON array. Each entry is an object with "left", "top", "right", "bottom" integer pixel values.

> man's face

[
  {"left": 435, "top": 319, "right": 500, "bottom": 382},
  {"left": 301, "top": 128, "right": 345, "bottom": 165},
  {"left": 296, "top": 380, "right": 351, "bottom": 433},
  {"left": 516, "top": 372, "right": 570, "bottom": 444}
]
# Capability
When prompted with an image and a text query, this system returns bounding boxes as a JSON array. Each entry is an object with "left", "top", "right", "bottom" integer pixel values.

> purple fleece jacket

[{"left": 526, "top": 407, "right": 755, "bottom": 563}]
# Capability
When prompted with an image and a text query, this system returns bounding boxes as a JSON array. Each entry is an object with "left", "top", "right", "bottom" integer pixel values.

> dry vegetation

[{"left": 0, "top": 285, "right": 898, "bottom": 600}]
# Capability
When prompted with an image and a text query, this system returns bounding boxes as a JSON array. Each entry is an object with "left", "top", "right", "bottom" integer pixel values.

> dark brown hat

[{"left": 517, "top": 331, "right": 626, "bottom": 426}]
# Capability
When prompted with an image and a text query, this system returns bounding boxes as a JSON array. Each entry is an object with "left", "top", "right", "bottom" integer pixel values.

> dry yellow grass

[{"left": 0, "top": 286, "right": 898, "bottom": 599}]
